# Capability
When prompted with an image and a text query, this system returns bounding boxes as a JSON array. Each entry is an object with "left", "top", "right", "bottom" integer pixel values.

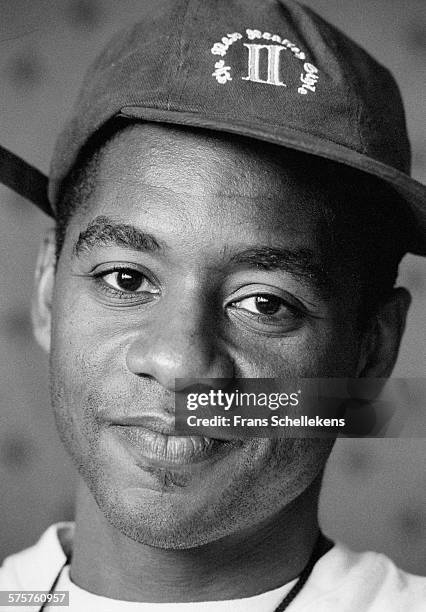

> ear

[
  {"left": 356, "top": 287, "right": 411, "bottom": 380},
  {"left": 31, "top": 228, "right": 56, "bottom": 353}
]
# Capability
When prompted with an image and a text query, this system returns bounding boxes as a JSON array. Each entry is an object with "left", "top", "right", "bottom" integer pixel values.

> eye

[
  {"left": 232, "top": 294, "right": 291, "bottom": 318},
  {"left": 96, "top": 268, "right": 157, "bottom": 294},
  {"left": 227, "top": 291, "right": 306, "bottom": 334}
]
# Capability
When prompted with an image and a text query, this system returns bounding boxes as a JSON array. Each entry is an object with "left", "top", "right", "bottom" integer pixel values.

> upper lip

[{"left": 108, "top": 415, "right": 179, "bottom": 436}]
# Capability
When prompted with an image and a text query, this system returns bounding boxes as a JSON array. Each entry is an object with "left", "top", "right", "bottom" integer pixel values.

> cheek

[
  {"left": 51, "top": 278, "right": 120, "bottom": 385},
  {"left": 49, "top": 294, "right": 107, "bottom": 457},
  {"left": 233, "top": 320, "right": 361, "bottom": 378},
  {"left": 49, "top": 343, "right": 98, "bottom": 464}
]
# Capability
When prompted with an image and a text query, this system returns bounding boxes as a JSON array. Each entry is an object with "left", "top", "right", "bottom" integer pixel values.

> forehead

[
  {"left": 78, "top": 122, "right": 337, "bottom": 232},
  {"left": 61, "top": 123, "right": 365, "bottom": 306}
]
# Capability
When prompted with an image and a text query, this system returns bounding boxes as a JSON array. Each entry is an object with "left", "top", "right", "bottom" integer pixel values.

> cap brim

[
  {"left": 2, "top": 109, "right": 424, "bottom": 255},
  {"left": 120, "top": 106, "right": 426, "bottom": 256}
]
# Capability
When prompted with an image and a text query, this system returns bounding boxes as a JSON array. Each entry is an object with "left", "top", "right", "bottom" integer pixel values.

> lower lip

[{"left": 111, "top": 425, "right": 235, "bottom": 467}]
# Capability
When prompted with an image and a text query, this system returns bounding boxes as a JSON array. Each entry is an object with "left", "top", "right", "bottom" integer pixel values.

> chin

[
  {"left": 72, "top": 435, "right": 334, "bottom": 549},
  {"left": 91, "top": 483, "right": 227, "bottom": 549}
]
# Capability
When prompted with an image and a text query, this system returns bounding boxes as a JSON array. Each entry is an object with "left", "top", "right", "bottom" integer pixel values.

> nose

[{"left": 125, "top": 300, "right": 234, "bottom": 391}]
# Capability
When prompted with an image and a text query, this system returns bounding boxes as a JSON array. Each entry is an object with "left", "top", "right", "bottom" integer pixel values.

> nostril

[{"left": 135, "top": 373, "right": 155, "bottom": 381}]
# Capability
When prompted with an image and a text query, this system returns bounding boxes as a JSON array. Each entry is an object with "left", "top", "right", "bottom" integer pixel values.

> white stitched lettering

[
  {"left": 298, "top": 62, "right": 320, "bottom": 94},
  {"left": 246, "top": 28, "right": 262, "bottom": 40},
  {"left": 212, "top": 60, "right": 232, "bottom": 84},
  {"left": 242, "top": 43, "right": 287, "bottom": 86}
]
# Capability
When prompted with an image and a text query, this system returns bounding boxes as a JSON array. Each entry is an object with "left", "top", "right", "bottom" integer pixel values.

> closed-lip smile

[{"left": 109, "top": 415, "right": 237, "bottom": 467}]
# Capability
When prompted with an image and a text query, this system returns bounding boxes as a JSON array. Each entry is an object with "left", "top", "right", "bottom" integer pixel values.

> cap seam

[{"left": 164, "top": 0, "right": 192, "bottom": 110}]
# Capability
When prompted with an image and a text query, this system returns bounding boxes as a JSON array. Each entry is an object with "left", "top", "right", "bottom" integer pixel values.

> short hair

[{"left": 54, "top": 117, "right": 413, "bottom": 328}]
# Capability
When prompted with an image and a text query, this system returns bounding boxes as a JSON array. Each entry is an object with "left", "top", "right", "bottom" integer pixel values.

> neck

[{"left": 70, "top": 477, "right": 323, "bottom": 603}]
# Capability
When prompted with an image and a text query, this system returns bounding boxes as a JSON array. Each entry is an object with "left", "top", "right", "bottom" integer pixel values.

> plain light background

[{"left": 0, "top": 0, "right": 425, "bottom": 573}]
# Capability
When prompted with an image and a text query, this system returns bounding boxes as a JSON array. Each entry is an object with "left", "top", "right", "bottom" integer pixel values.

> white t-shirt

[{"left": 0, "top": 522, "right": 425, "bottom": 611}]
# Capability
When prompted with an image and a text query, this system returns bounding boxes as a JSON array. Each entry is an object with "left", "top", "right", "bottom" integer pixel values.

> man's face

[{"left": 48, "top": 124, "right": 365, "bottom": 548}]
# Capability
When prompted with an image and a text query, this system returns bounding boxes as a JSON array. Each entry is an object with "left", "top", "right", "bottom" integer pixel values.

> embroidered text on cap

[{"left": 211, "top": 28, "right": 319, "bottom": 94}]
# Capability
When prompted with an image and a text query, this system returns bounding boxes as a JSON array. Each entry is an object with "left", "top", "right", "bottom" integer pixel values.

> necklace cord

[{"left": 274, "top": 533, "right": 332, "bottom": 612}]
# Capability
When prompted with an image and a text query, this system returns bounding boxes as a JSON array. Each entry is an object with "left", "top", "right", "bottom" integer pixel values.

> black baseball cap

[{"left": 1, "top": 0, "right": 425, "bottom": 254}]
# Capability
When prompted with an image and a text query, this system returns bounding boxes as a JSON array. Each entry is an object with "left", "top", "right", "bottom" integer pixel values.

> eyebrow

[
  {"left": 228, "top": 247, "right": 332, "bottom": 296},
  {"left": 73, "top": 216, "right": 332, "bottom": 297},
  {"left": 73, "top": 215, "right": 165, "bottom": 257}
]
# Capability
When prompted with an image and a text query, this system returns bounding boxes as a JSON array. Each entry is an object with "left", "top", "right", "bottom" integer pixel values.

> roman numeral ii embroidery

[{"left": 211, "top": 29, "right": 319, "bottom": 94}]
